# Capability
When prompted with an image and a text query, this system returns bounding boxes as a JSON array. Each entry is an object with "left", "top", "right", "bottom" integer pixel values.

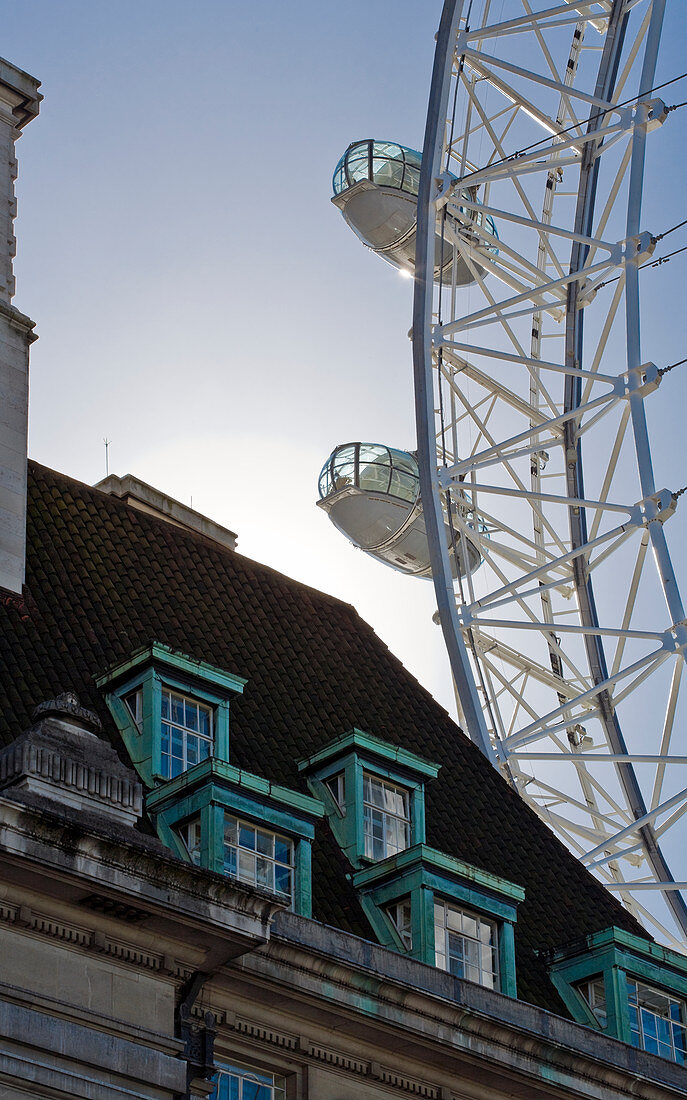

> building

[{"left": 1, "top": 56, "right": 687, "bottom": 1100}]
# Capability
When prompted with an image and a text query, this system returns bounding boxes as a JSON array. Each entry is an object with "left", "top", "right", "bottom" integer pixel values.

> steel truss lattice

[{"left": 412, "top": 0, "right": 687, "bottom": 947}]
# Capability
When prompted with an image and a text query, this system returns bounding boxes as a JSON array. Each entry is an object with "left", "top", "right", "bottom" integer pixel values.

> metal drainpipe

[{"left": 175, "top": 969, "right": 217, "bottom": 1100}]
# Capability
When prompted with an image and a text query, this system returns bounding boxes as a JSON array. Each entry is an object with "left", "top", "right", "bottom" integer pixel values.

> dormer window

[
  {"left": 179, "top": 817, "right": 202, "bottom": 866},
  {"left": 224, "top": 814, "right": 295, "bottom": 905},
  {"left": 160, "top": 687, "right": 213, "bottom": 778},
  {"left": 298, "top": 727, "right": 439, "bottom": 870},
  {"left": 576, "top": 977, "right": 607, "bottom": 1028},
  {"left": 387, "top": 899, "right": 412, "bottom": 950},
  {"left": 353, "top": 846, "right": 522, "bottom": 996},
  {"left": 549, "top": 926, "right": 687, "bottom": 1063},
  {"left": 324, "top": 772, "right": 345, "bottom": 812},
  {"left": 627, "top": 978, "right": 686, "bottom": 1062},
  {"left": 96, "top": 642, "right": 245, "bottom": 787},
  {"left": 363, "top": 772, "right": 410, "bottom": 859},
  {"left": 434, "top": 900, "right": 499, "bottom": 990},
  {"left": 146, "top": 758, "right": 323, "bottom": 917}
]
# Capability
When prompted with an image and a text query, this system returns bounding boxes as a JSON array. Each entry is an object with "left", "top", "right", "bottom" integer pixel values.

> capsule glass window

[
  {"left": 333, "top": 140, "right": 423, "bottom": 197},
  {"left": 319, "top": 443, "right": 419, "bottom": 504}
]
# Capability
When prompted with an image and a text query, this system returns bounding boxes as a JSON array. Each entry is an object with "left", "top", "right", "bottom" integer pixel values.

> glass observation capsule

[
  {"left": 317, "top": 442, "right": 483, "bottom": 579},
  {"left": 331, "top": 139, "right": 498, "bottom": 285}
]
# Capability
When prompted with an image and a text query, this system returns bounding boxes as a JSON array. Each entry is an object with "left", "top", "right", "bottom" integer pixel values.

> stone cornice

[
  {"left": 0, "top": 57, "right": 42, "bottom": 129},
  {"left": 0, "top": 797, "right": 283, "bottom": 962},
  {"left": 0, "top": 296, "right": 36, "bottom": 338}
]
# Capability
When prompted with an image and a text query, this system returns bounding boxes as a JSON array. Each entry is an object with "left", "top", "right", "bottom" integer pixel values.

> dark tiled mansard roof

[{"left": 0, "top": 461, "right": 648, "bottom": 1014}]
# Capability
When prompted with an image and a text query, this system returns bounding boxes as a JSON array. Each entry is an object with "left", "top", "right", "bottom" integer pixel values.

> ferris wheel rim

[{"left": 412, "top": 0, "right": 687, "bottom": 945}]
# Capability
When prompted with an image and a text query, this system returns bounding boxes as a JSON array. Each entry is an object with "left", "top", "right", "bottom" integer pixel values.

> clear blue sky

[{"left": 4, "top": 1, "right": 687, "bottom": 722}]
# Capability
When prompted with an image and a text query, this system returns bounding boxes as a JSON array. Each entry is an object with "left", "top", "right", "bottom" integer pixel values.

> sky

[
  {"left": 4, "top": 0, "right": 687, "bottom": 734},
  {"left": 5, "top": 0, "right": 461, "bottom": 716}
]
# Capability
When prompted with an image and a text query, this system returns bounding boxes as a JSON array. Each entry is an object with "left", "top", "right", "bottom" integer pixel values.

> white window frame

[
  {"left": 324, "top": 772, "right": 346, "bottom": 813},
  {"left": 223, "top": 814, "right": 295, "bottom": 906},
  {"left": 363, "top": 772, "right": 410, "bottom": 860},
  {"left": 179, "top": 818, "right": 202, "bottom": 866},
  {"left": 576, "top": 976, "right": 608, "bottom": 1028},
  {"left": 160, "top": 686, "right": 213, "bottom": 779},
  {"left": 627, "top": 976, "right": 687, "bottom": 1063},
  {"left": 386, "top": 898, "right": 412, "bottom": 950},
  {"left": 210, "top": 1058, "right": 286, "bottom": 1099},
  {"left": 434, "top": 899, "right": 499, "bottom": 990}
]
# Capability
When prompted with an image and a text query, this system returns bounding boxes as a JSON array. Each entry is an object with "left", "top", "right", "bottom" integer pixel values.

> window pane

[
  {"left": 171, "top": 693, "right": 184, "bottom": 725},
  {"left": 198, "top": 705, "right": 211, "bottom": 736},
  {"left": 239, "top": 849, "right": 255, "bottom": 882},
  {"left": 224, "top": 816, "right": 238, "bottom": 845},
  {"left": 464, "top": 938, "right": 480, "bottom": 967},
  {"left": 256, "top": 829, "right": 273, "bottom": 857},
  {"left": 479, "top": 921, "right": 493, "bottom": 944},
  {"left": 389, "top": 469, "right": 418, "bottom": 503},
  {"left": 256, "top": 856, "right": 272, "bottom": 889},
  {"left": 184, "top": 699, "right": 199, "bottom": 731},
  {"left": 446, "top": 907, "right": 462, "bottom": 932},
  {"left": 367, "top": 778, "right": 385, "bottom": 808},
  {"left": 462, "top": 914, "right": 477, "bottom": 939},
  {"left": 274, "top": 837, "right": 292, "bottom": 865},
  {"left": 274, "top": 864, "right": 292, "bottom": 897},
  {"left": 239, "top": 824, "right": 256, "bottom": 850},
  {"left": 161, "top": 692, "right": 169, "bottom": 719}
]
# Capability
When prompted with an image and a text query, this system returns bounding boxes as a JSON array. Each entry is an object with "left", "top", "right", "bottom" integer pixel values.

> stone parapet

[{"left": 0, "top": 693, "right": 142, "bottom": 826}]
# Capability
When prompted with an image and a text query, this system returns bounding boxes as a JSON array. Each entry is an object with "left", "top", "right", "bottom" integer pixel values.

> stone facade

[{"left": 0, "top": 58, "right": 39, "bottom": 595}]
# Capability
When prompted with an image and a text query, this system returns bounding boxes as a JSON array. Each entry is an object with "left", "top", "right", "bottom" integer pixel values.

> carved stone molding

[
  {"left": 0, "top": 899, "right": 179, "bottom": 977},
  {"left": 0, "top": 693, "right": 142, "bottom": 825},
  {"left": 221, "top": 1011, "right": 448, "bottom": 1097}
]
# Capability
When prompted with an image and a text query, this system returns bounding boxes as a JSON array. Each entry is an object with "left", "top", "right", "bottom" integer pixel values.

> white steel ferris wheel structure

[{"left": 411, "top": 0, "right": 687, "bottom": 948}]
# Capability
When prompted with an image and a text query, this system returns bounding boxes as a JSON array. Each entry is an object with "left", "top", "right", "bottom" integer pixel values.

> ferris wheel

[
  {"left": 322, "top": 0, "right": 687, "bottom": 949},
  {"left": 410, "top": 0, "right": 687, "bottom": 948}
]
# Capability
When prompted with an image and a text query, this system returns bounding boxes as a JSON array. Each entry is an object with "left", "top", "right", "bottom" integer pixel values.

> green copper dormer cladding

[
  {"left": 297, "top": 728, "right": 440, "bottom": 869},
  {"left": 96, "top": 643, "right": 247, "bottom": 787},
  {"left": 352, "top": 845, "right": 523, "bottom": 997},
  {"left": 549, "top": 927, "right": 687, "bottom": 1063},
  {"left": 146, "top": 758, "right": 325, "bottom": 917}
]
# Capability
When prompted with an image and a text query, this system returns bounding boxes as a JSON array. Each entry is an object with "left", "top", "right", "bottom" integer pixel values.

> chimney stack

[{"left": 0, "top": 58, "right": 40, "bottom": 595}]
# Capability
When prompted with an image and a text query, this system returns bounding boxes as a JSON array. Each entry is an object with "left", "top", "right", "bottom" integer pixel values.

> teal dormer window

[
  {"left": 97, "top": 642, "right": 246, "bottom": 786},
  {"left": 298, "top": 728, "right": 522, "bottom": 995},
  {"left": 98, "top": 643, "right": 323, "bottom": 916},
  {"left": 146, "top": 762, "right": 323, "bottom": 915},
  {"left": 550, "top": 926, "right": 687, "bottom": 1063},
  {"left": 297, "top": 727, "right": 440, "bottom": 869}
]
